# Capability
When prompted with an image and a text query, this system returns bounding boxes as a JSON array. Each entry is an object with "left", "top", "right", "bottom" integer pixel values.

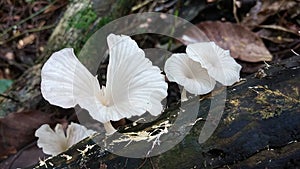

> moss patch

[{"left": 68, "top": 6, "right": 97, "bottom": 31}]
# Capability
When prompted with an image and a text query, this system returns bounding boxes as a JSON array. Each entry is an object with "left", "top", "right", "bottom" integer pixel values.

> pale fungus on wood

[{"left": 41, "top": 34, "right": 168, "bottom": 135}]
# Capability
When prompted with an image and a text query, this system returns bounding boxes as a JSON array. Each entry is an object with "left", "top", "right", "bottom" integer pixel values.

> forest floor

[{"left": 0, "top": 0, "right": 299, "bottom": 168}]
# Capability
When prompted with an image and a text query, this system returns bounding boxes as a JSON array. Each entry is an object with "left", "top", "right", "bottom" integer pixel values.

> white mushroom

[
  {"left": 164, "top": 42, "right": 241, "bottom": 99},
  {"left": 186, "top": 42, "right": 242, "bottom": 86},
  {"left": 35, "top": 122, "right": 95, "bottom": 156},
  {"left": 41, "top": 34, "right": 168, "bottom": 135},
  {"left": 164, "top": 53, "right": 216, "bottom": 95}
]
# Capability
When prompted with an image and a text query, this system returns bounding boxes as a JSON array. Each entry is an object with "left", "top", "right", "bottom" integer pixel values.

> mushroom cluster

[
  {"left": 164, "top": 42, "right": 241, "bottom": 98},
  {"left": 36, "top": 34, "right": 241, "bottom": 156}
]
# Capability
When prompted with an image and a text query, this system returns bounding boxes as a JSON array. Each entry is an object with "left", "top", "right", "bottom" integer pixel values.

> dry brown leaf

[
  {"left": 0, "top": 144, "right": 45, "bottom": 169},
  {"left": 0, "top": 110, "right": 56, "bottom": 160},
  {"left": 242, "top": 0, "right": 298, "bottom": 29},
  {"left": 181, "top": 21, "right": 272, "bottom": 62}
]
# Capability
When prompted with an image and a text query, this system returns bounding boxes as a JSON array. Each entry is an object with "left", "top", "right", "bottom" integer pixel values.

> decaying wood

[{"left": 26, "top": 55, "right": 300, "bottom": 168}]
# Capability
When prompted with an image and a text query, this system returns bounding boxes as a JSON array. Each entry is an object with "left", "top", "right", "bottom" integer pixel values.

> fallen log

[{"left": 26, "top": 55, "right": 300, "bottom": 168}]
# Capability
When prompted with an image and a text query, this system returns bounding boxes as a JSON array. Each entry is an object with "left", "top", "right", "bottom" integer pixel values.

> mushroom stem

[
  {"left": 103, "top": 121, "right": 117, "bottom": 135},
  {"left": 181, "top": 88, "right": 188, "bottom": 102}
]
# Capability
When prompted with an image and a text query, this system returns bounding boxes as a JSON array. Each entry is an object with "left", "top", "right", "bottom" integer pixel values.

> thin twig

[
  {"left": 149, "top": 157, "right": 155, "bottom": 169},
  {"left": 0, "top": 93, "right": 19, "bottom": 102},
  {"left": 121, "top": 158, "right": 128, "bottom": 169},
  {"left": 291, "top": 49, "right": 299, "bottom": 56},
  {"left": 0, "top": 1, "right": 56, "bottom": 39},
  {"left": 233, "top": 0, "right": 240, "bottom": 23},
  {"left": 136, "top": 158, "right": 148, "bottom": 169},
  {"left": 1, "top": 24, "right": 56, "bottom": 44}
]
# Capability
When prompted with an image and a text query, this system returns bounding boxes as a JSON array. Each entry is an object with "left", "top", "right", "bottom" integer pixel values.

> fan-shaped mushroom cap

[
  {"left": 186, "top": 42, "right": 241, "bottom": 86},
  {"left": 164, "top": 53, "right": 216, "bottom": 95}
]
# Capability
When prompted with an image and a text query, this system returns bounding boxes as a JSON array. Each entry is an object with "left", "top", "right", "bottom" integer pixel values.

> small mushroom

[
  {"left": 164, "top": 53, "right": 216, "bottom": 95},
  {"left": 41, "top": 34, "right": 168, "bottom": 135},
  {"left": 164, "top": 42, "right": 241, "bottom": 99},
  {"left": 186, "top": 42, "right": 242, "bottom": 86},
  {"left": 35, "top": 122, "right": 95, "bottom": 156}
]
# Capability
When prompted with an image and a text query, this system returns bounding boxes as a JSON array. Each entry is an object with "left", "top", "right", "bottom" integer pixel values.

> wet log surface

[{"left": 26, "top": 55, "right": 300, "bottom": 169}]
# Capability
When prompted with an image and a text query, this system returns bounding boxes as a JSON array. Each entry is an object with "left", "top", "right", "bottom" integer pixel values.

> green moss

[
  {"left": 97, "top": 16, "right": 113, "bottom": 28},
  {"left": 65, "top": 0, "right": 137, "bottom": 54},
  {"left": 68, "top": 6, "right": 97, "bottom": 31},
  {"left": 0, "top": 79, "right": 13, "bottom": 94}
]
